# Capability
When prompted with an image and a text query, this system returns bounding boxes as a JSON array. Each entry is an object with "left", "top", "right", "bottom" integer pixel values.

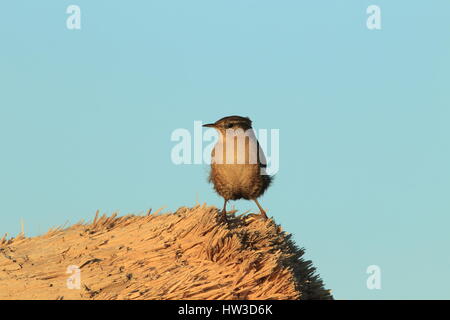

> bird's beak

[{"left": 202, "top": 123, "right": 216, "bottom": 128}]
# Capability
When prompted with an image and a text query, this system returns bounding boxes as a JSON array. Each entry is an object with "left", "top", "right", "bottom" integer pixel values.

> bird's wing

[{"left": 245, "top": 129, "right": 268, "bottom": 168}]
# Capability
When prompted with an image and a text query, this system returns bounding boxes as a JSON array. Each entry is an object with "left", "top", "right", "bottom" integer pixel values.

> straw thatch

[{"left": 0, "top": 205, "right": 332, "bottom": 300}]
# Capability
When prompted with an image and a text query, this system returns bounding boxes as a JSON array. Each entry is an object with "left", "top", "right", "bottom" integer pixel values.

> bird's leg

[
  {"left": 254, "top": 199, "right": 268, "bottom": 220},
  {"left": 220, "top": 200, "right": 228, "bottom": 222}
]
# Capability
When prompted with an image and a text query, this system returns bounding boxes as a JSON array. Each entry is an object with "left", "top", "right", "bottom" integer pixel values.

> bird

[{"left": 203, "top": 116, "right": 272, "bottom": 221}]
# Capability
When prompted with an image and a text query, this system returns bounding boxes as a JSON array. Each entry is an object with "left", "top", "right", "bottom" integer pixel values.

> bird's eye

[{"left": 226, "top": 123, "right": 234, "bottom": 129}]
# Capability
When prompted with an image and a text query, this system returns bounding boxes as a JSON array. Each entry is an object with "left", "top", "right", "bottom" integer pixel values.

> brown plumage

[{"left": 203, "top": 116, "right": 272, "bottom": 221}]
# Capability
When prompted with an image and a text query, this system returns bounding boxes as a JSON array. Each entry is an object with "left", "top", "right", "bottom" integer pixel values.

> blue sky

[{"left": 1, "top": 1, "right": 449, "bottom": 299}]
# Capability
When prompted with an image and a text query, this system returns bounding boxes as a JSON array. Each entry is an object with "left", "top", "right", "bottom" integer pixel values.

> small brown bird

[{"left": 203, "top": 116, "right": 272, "bottom": 221}]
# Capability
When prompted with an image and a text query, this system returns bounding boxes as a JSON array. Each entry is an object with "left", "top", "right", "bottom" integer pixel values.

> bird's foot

[
  {"left": 246, "top": 212, "right": 269, "bottom": 221},
  {"left": 260, "top": 210, "right": 269, "bottom": 220},
  {"left": 218, "top": 211, "right": 228, "bottom": 224}
]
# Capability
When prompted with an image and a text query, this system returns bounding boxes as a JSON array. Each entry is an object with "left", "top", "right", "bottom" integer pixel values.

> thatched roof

[{"left": 0, "top": 205, "right": 332, "bottom": 300}]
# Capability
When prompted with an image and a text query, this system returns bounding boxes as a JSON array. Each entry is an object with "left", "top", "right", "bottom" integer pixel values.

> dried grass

[{"left": 0, "top": 205, "right": 332, "bottom": 300}]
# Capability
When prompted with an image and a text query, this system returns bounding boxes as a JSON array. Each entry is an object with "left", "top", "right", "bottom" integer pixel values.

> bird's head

[{"left": 203, "top": 116, "right": 253, "bottom": 133}]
